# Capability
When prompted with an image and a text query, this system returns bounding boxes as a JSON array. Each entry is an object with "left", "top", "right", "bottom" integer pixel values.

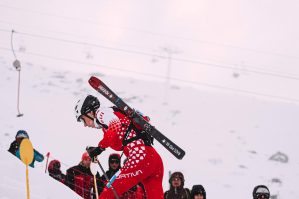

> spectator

[
  {"left": 164, "top": 171, "right": 191, "bottom": 199},
  {"left": 48, "top": 159, "right": 66, "bottom": 184},
  {"left": 105, "top": 153, "right": 121, "bottom": 178},
  {"left": 98, "top": 153, "right": 121, "bottom": 194},
  {"left": 8, "top": 130, "right": 44, "bottom": 168},
  {"left": 252, "top": 185, "right": 270, "bottom": 199},
  {"left": 66, "top": 152, "right": 100, "bottom": 199},
  {"left": 191, "top": 185, "right": 206, "bottom": 199}
]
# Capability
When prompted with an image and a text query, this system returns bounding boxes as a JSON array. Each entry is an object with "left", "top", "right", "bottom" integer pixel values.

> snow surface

[{"left": 1, "top": 55, "right": 299, "bottom": 198}]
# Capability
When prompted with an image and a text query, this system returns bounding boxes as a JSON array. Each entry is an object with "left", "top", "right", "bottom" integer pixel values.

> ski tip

[
  {"left": 177, "top": 151, "right": 185, "bottom": 160},
  {"left": 88, "top": 76, "right": 100, "bottom": 89}
]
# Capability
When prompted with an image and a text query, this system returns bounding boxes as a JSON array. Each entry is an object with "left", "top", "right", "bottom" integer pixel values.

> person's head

[
  {"left": 81, "top": 152, "right": 91, "bottom": 168},
  {"left": 252, "top": 185, "right": 270, "bottom": 199},
  {"left": 109, "top": 153, "right": 121, "bottom": 171},
  {"left": 75, "top": 95, "right": 100, "bottom": 128},
  {"left": 15, "top": 130, "right": 29, "bottom": 144},
  {"left": 191, "top": 185, "right": 206, "bottom": 199},
  {"left": 169, "top": 171, "right": 185, "bottom": 188},
  {"left": 48, "top": 160, "right": 61, "bottom": 175}
]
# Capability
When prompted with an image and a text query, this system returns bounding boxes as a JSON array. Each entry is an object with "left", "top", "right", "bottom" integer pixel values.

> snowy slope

[{"left": 1, "top": 56, "right": 299, "bottom": 198}]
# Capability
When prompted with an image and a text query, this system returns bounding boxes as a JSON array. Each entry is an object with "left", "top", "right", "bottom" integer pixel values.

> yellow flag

[
  {"left": 20, "top": 138, "right": 34, "bottom": 199},
  {"left": 20, "top": 138, "right": 34, "bottom": 166}
]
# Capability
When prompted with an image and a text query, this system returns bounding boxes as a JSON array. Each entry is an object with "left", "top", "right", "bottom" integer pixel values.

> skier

[
  {"left": 190, "top": 185, "right": 206, "bottom": 199},
  {"left": 252, "top": 185, "right": 270, "bottom": 199},
  {"left": 8, "top": 130, "right": 44, "bottom": 167},
  {"left": 164, "top": 172, "right": 191, "bottom": 199},
  {"left": 74, "top": 95, "right": 164, "bottom": 199}
]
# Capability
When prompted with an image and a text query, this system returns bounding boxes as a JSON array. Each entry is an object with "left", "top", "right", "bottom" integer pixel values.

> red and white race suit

[{"left": 96, "top": 107, "right": 164, "bottom": 199}]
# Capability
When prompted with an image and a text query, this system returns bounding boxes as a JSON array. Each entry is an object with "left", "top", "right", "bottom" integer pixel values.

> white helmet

[{"left": 74, "top": 95, "right": 100, "bottom": 122}]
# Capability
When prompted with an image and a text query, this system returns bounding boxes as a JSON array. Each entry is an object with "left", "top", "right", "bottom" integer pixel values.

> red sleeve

[{"left": 98, "top": 129, "right": 110, "bottom": 148}]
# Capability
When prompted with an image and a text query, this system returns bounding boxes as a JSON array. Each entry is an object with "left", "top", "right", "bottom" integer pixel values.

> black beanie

[
  {"left": 109, "top": 153, "right": 120, "bottom": 163},
  {"left": 191, "top": 185, "right": 206, "bottom": 199}
]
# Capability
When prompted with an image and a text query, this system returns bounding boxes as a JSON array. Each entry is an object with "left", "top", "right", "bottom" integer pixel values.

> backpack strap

[
  {"left": 111, "top": 106, "right": 153, "bottom": 146},
  {"left": 121, "top": 120, "right": 153, "bottom": 146}
]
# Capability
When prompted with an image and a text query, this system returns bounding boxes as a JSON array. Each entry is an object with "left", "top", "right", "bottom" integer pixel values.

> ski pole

[
  {"left": 93, "top": 175, "right": 99, "bottom": 199},
  {"left": 106, "top": 170, "right": 120, "bottom": 188},
  {"left": 95, "top": 157, "right": 120, "bottom": 199},
  {"left": 90, "top": 160, "right": 99, "bottom": 199}
]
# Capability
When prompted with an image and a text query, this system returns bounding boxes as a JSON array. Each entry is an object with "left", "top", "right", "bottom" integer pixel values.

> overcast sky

[{"left": 1, "top": 0, "right": 299, "bottom": 103}]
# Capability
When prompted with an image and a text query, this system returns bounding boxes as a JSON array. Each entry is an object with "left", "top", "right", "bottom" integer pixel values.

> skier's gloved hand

[{"left": 86, "top": 146, "right": 105, "bottom": 159}]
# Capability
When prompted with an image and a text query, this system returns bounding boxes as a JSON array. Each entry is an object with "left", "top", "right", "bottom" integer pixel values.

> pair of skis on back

[{"left": 88, "top": 76, "right": 185, "bottom": 160}]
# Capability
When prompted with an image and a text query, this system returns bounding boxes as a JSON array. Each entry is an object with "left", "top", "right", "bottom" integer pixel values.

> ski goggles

[
  {"left": 255, "top": 193, "right": 270, "bottom": 199},
  {"left": 110, "top": 159, "right": 120, "bottom": 164}
]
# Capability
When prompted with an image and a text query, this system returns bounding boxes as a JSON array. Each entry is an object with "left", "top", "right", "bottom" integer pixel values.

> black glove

[{"left": 86, "top": 146, "right": 105, "bottom": 159}]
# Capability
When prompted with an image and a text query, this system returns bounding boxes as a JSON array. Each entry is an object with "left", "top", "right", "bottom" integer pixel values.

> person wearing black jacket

[
  {"left": 66, "top": 152, "right": 100, "bottom": 199},
  {"left": 164, "top": 172, "right": 191, "bottom": 199},
  {"left": 98, "top": 153, "right": 121, "bottom": 194}
]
